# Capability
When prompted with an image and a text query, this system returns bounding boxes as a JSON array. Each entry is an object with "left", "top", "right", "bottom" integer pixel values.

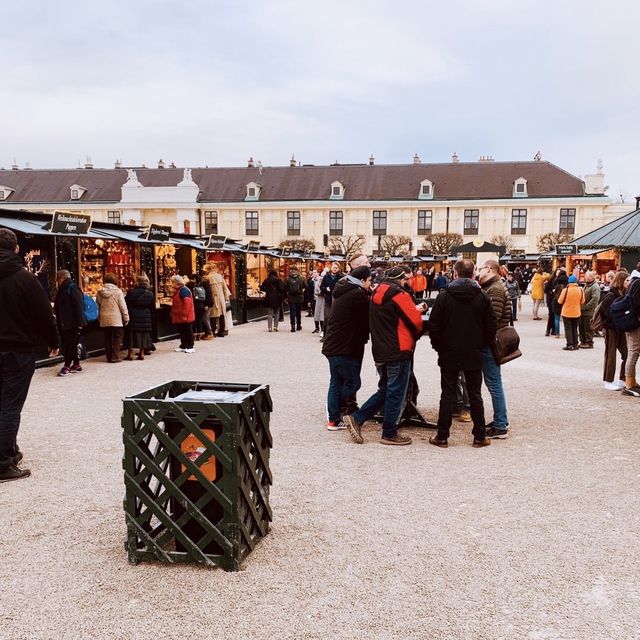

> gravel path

[{"left": 1, "top": 299, "right": 638, "bottom": 639}]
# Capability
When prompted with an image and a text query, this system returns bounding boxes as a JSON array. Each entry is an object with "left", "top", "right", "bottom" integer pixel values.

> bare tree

[
  {"left": 536, "top": 232, "right": 574, "bottom": 253},
  {"left": 379, "top": 234, "right": 411, "bottom": 256},
  {"left": 328, "top": 235, "right": 366, "bottom": 257},
  {"left": 278, "top": 238, "right": 316, "bottom": 252},
  {"left": 422, "top": 232, "right": 463, "bottom": 255},
  {"left": 490, "top": 235, "right": 515, "bottom": 252}
]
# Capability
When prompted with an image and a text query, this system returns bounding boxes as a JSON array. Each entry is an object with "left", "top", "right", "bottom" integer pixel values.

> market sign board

[
  {"left": 246, "top": 240, "right": 261, "bottom": 253},
  {"left": 555, "top": 244, "right": 577, "bottom": 256},
  {"left": 206, "top": 234, "right": 227, "bottom": 250},
  {"left": 432, "top": 255, "right": 448, "bottom": 261},
  {"left": 510, "top": 248, "right": 526, "bottom": 258},
  {"left": 146, "top": 224, "right": 172, "bottom": 243},
  {"left": 281, "top": 245, "right": 292, "bottom": 257},
  {"left": 303, "top": 249, "right": 313, "bottom": 258},
  {"left": 51, "top": 211, "right": 92, "bottom": 235}
]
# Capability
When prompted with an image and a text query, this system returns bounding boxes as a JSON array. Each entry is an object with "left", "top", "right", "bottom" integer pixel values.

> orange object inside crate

[{"left": 181, "top": 430, "right": 216, "bottom": 481}]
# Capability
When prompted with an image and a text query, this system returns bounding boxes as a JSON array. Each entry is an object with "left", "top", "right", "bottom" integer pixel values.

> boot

[{"left": 125, "top": 349, "right": 134, "bottom": 361}]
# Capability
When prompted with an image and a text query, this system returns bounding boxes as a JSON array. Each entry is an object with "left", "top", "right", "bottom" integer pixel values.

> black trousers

[
  {"left": 61, "top": 329, "right": 81, "bottom": 367},
  {"left": 563, "top": 317, "right": 579, "bottom": 348},
  {"left": 437, "top": 367, "right": 485, "bottom": 440},
  {"left": 214, "top": 313, "right": 226, "bottom": 337},
  {"left": 103, "top": 327, "right": 124, "bottom": 362},
  {"left": 177, "top": 323, "right": 194, "bottom": 349}
]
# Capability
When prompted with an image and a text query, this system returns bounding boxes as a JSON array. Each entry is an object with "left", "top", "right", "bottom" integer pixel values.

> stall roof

[
  {"left": 572, "top": 207, "right": 640, "bottom": 249},
  {"left": 499, "top": 253, "right": 541, "bottom": 262},
  {"left": 542, "top": 248, "right": 610, "bottom": 257},
  {"left": 0, "top": 216, "right": 52, "bottom": 236}
]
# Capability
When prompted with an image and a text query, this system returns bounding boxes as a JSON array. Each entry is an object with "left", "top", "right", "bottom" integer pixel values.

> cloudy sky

[{"left": 2, "top": 0, "right": 639, "bottom": 199}]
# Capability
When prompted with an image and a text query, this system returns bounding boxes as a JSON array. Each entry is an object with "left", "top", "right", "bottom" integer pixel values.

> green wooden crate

[{"left": 122, "top": 381, "right": 273, "bottom": 571}]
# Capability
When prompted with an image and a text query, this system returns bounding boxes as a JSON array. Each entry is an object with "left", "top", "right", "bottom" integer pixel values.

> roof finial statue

[
  {"left": 597, "top": 158, "right": 603, "bottom": 174},
  {"left": 125, "top": 169, "right": 141, "bottom": 185},
  {"left": 184, "top": 168, "right": 192, "bottom": 182},
  {"left": 534, "top": 150, "right": 542, "bottom": 161}
]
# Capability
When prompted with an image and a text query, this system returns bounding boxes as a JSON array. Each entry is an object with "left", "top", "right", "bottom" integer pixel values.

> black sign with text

[
  {"left": 146, "top": 224, "right": 172, "bottom": 243},
  {"left": 510, "top": 249, "right": 526, "bottom": 257},
  {"left": 246, "top": 240, "right": 261, "bottom": 252},
  {"left": 555, "top": 244, "right": 577, "bottom": 256},
  {"left": 51, "top": 211, "right": 92, "bottom": 235},
  {"left": 206, "top": 234, "right": 226, "bottom": 250},
  {"left": 281, "top": 246, "right": 292, "bottom": 257}
]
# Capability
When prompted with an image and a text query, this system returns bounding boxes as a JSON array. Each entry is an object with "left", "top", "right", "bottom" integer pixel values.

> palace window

[
  {"left": 107, "top": 210, "right": 121, "bottom": 224},
  {"left": 559, "top": 208, "right": 576, "bottom": 234},
  {"left": 511, "top": 209, "right": 527, "bottom": 235},
  {"left": 463, "top": 209, "right": 479, "bottom": 235},
  {"left": 204, "top": 211, "right": 218, "bottom": 234},
  {"left": 417, "top": 210, "right": 432, "bottom": 235},
  {"left": 373, "top": 210, "right": 387, "bottom": 235},
  {"left": 329, "top": 210, "right": 343, "bottom": 236},
  {"left": 287, "top": 211, "right": 301, "bottom": 235},
  {"left": 245, "top": 211, "right": 259, "bottom": 235}
]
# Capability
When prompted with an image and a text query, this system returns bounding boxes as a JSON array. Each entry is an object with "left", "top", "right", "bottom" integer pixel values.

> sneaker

[
  {"left": 319, "top": 331, "right": 324, "bottom": 338},
  {"left": 486, "top": 426, "right": 508, "bottom": 439},
  {"left": 343, "top": 414, "right": 364, "bottom": 444},
  {"left": 201, "top": 335, "right": 214, "bottom": 341},
  {"left": 579, "top": 343, "right": 594, "bottom": 349},
  {"left": 184, "top": 348, "right": 195, "bottom": 354},
  {"left": 0, "top": 464, "right": 31, "bottom": 483},
  {"left": 562, "top": 345, "right": 574, "bottom": 351},
  {"left": 604, "top": 381, "right": 621, "bottom": 391},
  {"left": 472, "top": 438, "right": 491, "bottom": 448},
  {"left": 429, "top": 435, "right": 449, "bottom": 448},
  {"left": 274, "top": 327, "right": 278, "bottom": 332},
  {"left": 296, "top": 325, "right": 302, "bottom": 331},
  {"left": 69, "top": 364, "right": 83, "bottom": 373},
  {"left": 622, "top": 386, "right": 640, "bottom": 397},
  {"left": 290, "top": 327, "right": 296, "bottom": 333},
  {"left": 312, "top": 329, "right": 319, "bottom": 334},
  {"left": 381, "top": 434, "right": 412, "bottom": 446},
  {"left": 327, "top": 421, "right": 347, "bottom": 431},
  {"left": 174, "top": 347, "right": 186, "bottom": 352},
  {"left": 457, "top": 411, "right": 472, "bottom": 423},
  {"left": 58, "top": 367, "right": 70, "bottom": 377}
]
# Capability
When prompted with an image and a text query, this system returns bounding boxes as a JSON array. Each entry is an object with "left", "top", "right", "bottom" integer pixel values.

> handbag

[
  {"left": 492, "top": 326, "right": 522, "bottom": 365},
  {"left": 225, "top": 301, "right": 232, "bottom": 312}
]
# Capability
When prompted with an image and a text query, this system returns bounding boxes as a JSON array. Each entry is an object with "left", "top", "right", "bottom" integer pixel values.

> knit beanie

[
  {"left": 350, "top": 266, "right": 371, "bottom": 281},
  {"left": 386, "top": 267, "right": 406, "bottom": 280},
  {"left": 568, "top": 275, "right": 578, "bottom": 284}
]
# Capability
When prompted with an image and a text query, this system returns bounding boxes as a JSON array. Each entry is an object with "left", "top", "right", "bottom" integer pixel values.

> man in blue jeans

[
  {"left": 0, "top": 228, "right": 59, "bottom": 483},
  {"left": 478, "top": 260, "right": 511, "bottom": 438},
  {"left": 321, "top": 266, "right": 372, "bottom": 430},
  {"left": 344, "top": 267, "right": 424, "bottom": 446}
]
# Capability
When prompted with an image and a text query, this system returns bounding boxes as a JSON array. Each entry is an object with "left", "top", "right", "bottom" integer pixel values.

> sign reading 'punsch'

[
  {"left": 51, "top": 211, "right": 92, "bottom": 235},
  {"left": 146, "top": 224, "right": 172, "bottom": 242},
  {"left": 246, "top": 240, "right": 261, "bottom": 253},
  {"left": 555, "top": 244, "right": 577, "bottom": 256},
  {"left": 206, "top": 235, "right": 227, "bottom": 250}
]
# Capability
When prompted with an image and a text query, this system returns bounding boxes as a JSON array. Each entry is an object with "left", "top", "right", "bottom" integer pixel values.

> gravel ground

[{"left": 1, "top": 298, "right": 639, "bottom": 640}]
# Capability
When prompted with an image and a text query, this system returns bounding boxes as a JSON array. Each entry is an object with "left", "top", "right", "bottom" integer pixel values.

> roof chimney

[
  {"left": 158, "top": 159, "right": 165, "bottom": 169},
  {"left": 114, "top": 159, "right": 122, "bottom": 169},
  {"left": 290, "top": 154, "right": 296, "bottom": 167},
  {"left": 478, "top": 155, "right": 494, "bottom": 162},
  {"left": 24, "top": 161, "right": 32, "bottom": 170},
  {"left": 11, "top": 158, "right": 18, "bottom": 170},
  {"left": 169, "top": 162, "right": 176, "bottom": 168},
  {"left": 413, "top": 153, "right": 421, "bottom": 164},
  {"left": 369, "top": 154, "right": 375, "bottom": 166},
  {"left": 247, "top": 157, "right": 255, "bottom": 168},
  {"left": 451, "top": 152, "right": 459, "bottom": 163},
  {"left": 84, "top": 156, "right": 93, "bottom": 169}
]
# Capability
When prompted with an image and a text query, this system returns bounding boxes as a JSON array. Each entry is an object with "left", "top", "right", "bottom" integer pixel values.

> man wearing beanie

[
  {"left": 343, "top": 266, "right": 424, "bottom": 446},
  {"left": 321, "top": 266, "right": 372, "bottom": 430}
]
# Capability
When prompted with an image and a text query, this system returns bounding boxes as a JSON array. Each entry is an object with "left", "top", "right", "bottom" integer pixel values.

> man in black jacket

[
  {"left": 321, "top": 266, "right": 371, "bottom": 431},
  {"left": 0, "top": 228, "right": 59, "bottom": 483},
  {"left": 343, "top": 267, "right": 424, "bottom": 446},
  {"left": 53, "top": 269, "right": 86, "bottom": 375},
  {"left": 428, "top": 259, "right": 497, "bottom": 448}
]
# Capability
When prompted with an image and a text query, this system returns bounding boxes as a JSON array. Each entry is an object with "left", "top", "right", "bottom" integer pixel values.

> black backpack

[
  {"left": 288, "top": 277, "right": 303, "bottom": 295},
  {"left": 610, "top": 280, "right": 640, "bottom": 332}
]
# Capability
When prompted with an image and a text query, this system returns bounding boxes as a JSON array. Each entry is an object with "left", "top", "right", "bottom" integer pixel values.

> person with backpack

[
  {"left": 284, "top": 266, "right": 307, "bottom": 332},
  {"left": 96, "top": 273, "right": 129, "bottom": 363},
  {"left": 54, "top": 269, "right": 87, "bottom": 375},
  {"left": 598, "top": 270, "right": 628, "bottom": 390},
  {"left": 260, "top": 269, "right": 284, "bottom": 332},
  {"left": 188, "top": 272, "right": 213, "bottom": 341},
  {"left": 124, "top": 275, "right": 155, "bottom": 361},
  {"left": 578, "top": 270, "right": 601, "bottom": 349},
  {"left": 557, "top": 275, "right": 584, "bottom": 351},
  {"left": 611, "top": 264, "right": 640, "bottom": 396}
]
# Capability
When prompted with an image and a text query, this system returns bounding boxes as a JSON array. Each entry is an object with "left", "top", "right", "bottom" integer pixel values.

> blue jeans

[
  {"left": 288, "top": 303, "right": 302, "bottom": 328},
  {"left": 0, "top": 352, "right": 36, "bottom": 470},
  {"left": 481, "top": 346, "right": 508, "bottom": 430},
  {"left": 352, "top": 360, "right": 411, "bottom": 438},
  {"left": 511, "top": 298, "right": 518, "bottom": 321},
  {"left": 554, "top": 313, "right": 561, "bottom": 336},
  {"left": 326, "top": 356, "right": 362, "bottom": 422}
]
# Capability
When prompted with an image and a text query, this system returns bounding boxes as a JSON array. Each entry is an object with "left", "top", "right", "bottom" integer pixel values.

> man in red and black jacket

[{"left": 344, "top": 267, "right": 424, "bottom": 446}]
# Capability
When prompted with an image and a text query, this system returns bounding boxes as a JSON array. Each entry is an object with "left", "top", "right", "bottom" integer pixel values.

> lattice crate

[{"left": 122, "top": 381, "right": 273, "bottom": 571}]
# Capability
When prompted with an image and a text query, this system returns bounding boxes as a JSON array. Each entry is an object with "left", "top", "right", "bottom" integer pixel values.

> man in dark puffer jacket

[
  {"left": 428, "top": 259, "right": 496, "bottom": 449},
  {"left": 321, "top": 266, "right": 371, "bottom": 431},
  {"left": 0, "top": 228, "right": 59, "bottom": 483}
]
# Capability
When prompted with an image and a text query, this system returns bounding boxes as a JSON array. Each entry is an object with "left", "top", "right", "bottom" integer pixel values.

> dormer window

[
  {"left": 245, "top": 182, "right": 261, "bottom": 201},
  {"left": 330, "top": 181, "right": 345, "bottom": 199},
  {"left": 69, "top": 184, "right": 87, "bottom": 200},
  {"left": 513, "top": 177, "right": 528, "bottom": 198},
  {"left": 0, "top": 186, "right": 14, "bottom": 201},
  {"left": 419, "top": 179, "right": 434, "bottom": 200}
]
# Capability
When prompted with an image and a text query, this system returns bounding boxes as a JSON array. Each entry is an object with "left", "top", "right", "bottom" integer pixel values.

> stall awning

[
  {"left": 93, "top": 227, "right": 161, "bottom": 244},
  {"left": 542, "top": 248, "right": 612, "bottom": 258},
  {"left": 0, "top": 216, "right": 51, "bottom": 236}
]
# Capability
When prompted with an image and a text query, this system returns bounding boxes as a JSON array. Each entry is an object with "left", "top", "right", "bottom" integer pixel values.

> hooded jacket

[
  {"left": 581, "top": 280, "right": 601, "bottom": 316},
  {"left": 97, "top": 283, "right": 129, "bottom": 327},
  {"left": 368, "top": 279, "right": 423, "bottom": 364},
  {"left": 260, "top": 274, "right": 284, "bottom": 309},
  {"left": 54, "top": 278, "right": 86, "bottom": 332},
  {"left": 285, "top": 272, "right": 306, "bottom": 304},
  {"left": 557, "top": 283, "right": 584, "bottom": 318},
  {"left": 0, "top": 248, "right": 58, "bottom": 353},
  {"left": 428, "top": 277, "right": 497, "bottom": 370},
  {"left": 321, "top": 277, "right": 370, "bottom": 360}
]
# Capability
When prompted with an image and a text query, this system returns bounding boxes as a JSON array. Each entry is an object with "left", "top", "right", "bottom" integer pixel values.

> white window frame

[
  {"left": 330, "top": 181, "right": 344, "bottom": 200},
  {"left": 513, "top": 177, "right": 528, "bottom": 198},
  {"left": 419, "top": 179, "right": 434, "bottom": 200}
]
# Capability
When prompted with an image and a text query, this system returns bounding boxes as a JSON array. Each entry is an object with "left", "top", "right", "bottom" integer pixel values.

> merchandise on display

[
  {"left": 156, "top": 244, "right": 178, "bottom": 304},
  {"left": 80, "top": 239, "right": 136, "bottom": 297}
]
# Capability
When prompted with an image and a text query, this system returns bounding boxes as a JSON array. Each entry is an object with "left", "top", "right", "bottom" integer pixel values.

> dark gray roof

[
  {"left": 573, "top": 207, "right": 640, "bottom": 249},
  {"left": 0, "top": 161, "right": 589, "bottom": 204}
]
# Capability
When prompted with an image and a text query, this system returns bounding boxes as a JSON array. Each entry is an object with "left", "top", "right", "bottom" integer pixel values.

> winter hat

[
  {"left": 350, "top": 266, "right": 371, "bottom": 281},
  {"left": 386, "top": 267, "right": 406, "bottom": 280},
  {"left": 568, "top": 275, "right": 578, "bottom": 283}
]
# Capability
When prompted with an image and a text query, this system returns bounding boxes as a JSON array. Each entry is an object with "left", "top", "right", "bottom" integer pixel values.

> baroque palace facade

[{"left": 0, "top": 156, "right": 625, "bottom": 255}]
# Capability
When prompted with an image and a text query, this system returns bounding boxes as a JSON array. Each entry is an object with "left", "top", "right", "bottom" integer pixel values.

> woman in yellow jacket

[
  {"left": 530, "top": 269, "right": 551, "bottom": 320},
  {"left": 557, "top": 275, "right": 585, "bottom": 351}
]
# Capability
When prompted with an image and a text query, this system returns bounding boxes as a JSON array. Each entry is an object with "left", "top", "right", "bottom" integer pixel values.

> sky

[{"left": 2, "top": 0, "right": 639, "bottom": 200}]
